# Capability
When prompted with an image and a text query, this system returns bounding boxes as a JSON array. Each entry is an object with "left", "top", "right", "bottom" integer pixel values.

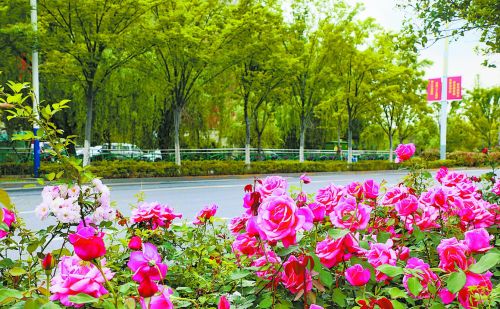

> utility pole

[
  {"left": 439, "top": 36, "right": 449, "bottom": 160},
  {"left": 31, "top": 0, "right": 40, "bottom": 177}
]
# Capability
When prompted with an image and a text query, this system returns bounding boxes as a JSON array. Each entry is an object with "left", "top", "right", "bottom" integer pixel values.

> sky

[{"left": 346, "top": 0, "right": 500, "bottom": 91}]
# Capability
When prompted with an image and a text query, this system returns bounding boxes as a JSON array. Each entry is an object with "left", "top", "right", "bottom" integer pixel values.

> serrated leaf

[
  {"left": 408, "top": 277, "right": 423, "bottom": 296},
  {"left": 40, "top": 302, "right": 62, "bottom": 309},
  {"left": 46, "top": 173, "right": 56, "bottom": 181},
  {"left": 68, "top": 293, "right": 98, "bottom": 304},
  {"left": 259, "top": 296, "right": 273, "bottom": 308},
  {"left": 377, "top": 264, "right": 404, "bottom": 277},
  {"left": 469, "top": 253, "right": 500, "bottom": 274},
  {"left": 429, "top": 303, "right": 446, "bottom": 309},
  {"left": 447, "top": 271, "right": 466, "bottom": 294},
  {"left": 391, "top": 300, "right": 405, "bottom": 309}
]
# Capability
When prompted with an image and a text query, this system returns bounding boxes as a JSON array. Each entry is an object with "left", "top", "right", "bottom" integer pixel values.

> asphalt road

[{"left": 5, "top": 168, "right": 490, "bottom": 232}]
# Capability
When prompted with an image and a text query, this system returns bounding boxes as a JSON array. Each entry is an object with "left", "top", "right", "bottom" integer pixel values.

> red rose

[
  {"left": 138, "top": 279, "right": 159, "bottom": 298},
  {"left": 68, "top": 224, "right": 106, "bottom": 261}
]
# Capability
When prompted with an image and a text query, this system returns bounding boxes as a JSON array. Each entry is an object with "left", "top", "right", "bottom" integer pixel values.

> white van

[{"left": 101, "top": 143, "right": 143, "bottom": 158}]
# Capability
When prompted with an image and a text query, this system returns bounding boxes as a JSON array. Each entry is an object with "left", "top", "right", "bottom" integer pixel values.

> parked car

[
  {"left": 100, "top": 143, "right": 143, "bottom": 159},
  {"left": 140, "top": 150, "right": 162, "bottom": 162}
]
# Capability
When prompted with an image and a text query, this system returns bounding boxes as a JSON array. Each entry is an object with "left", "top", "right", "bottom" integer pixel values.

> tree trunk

[
  {"left": 257, "top": 132, "right": 263, "bottom": 161},
  {"left": 337, "top": 116, "right": 342, "bottom": 158},
  {"left": 299, "top": 114, "right": 305, "bottom": 163},
  {"left": 244, "top": 101, "right": 251, "bottom": 166},
  {"left": 83, "top": 88, "right": 94, "bottom": 166},
  {"left": 347, "top": 125, "right": 353, "bottom": 164},
  {"left": 173, "top": 105, "right": 181, "bottom": 166},
  {"left": 389, "top": 132, "right": 393, "bottom": 162}
]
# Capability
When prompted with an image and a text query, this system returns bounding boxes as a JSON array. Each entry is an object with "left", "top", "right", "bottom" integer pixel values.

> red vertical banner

[
  {"left": 427, "top": 78, "right": 442, "bottom": 101},
  {"left": 447, "top": 76, "right": 462, "bottom": 100}
]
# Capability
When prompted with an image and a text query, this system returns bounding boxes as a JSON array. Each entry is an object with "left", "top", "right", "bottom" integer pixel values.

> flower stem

[{"left": 94, "top": 260, "right": 117, "bottom": 307}]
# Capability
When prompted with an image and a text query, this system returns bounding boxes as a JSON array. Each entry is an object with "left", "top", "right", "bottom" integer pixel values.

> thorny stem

[{"left": 94, "top": 259, "right": 117, "bottom": 307}]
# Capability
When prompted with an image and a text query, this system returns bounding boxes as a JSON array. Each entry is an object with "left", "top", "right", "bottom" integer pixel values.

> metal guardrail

[{"left": 0, "top": 147, "right": 390, "bottom": 163}]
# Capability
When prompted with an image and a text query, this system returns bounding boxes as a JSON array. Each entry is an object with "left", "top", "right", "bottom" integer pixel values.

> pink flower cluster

[
  {"left": 35, "top": 180, "right": 114, "bottom": 224},
  {"left": 50, "top": 255, "right": 114, "bottom": 307},
  {"left": 394, "top": 143, "right": 416, "bottom": 163},
  {"left": 131, "top": 201, "right": 182, "bottom": 229},
  {"left": 0, "top": 207, "right": 15, "bottom": 239}
]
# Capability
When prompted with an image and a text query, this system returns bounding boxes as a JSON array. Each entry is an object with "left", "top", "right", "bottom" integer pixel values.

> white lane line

[{"left": 19, "top": 210, "right": 36, "bottom": 214}]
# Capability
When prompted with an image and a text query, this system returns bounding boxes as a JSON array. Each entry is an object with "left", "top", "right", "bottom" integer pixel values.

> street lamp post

[{"left": 31, "top": 0, "right": 40, "bottom": 177}]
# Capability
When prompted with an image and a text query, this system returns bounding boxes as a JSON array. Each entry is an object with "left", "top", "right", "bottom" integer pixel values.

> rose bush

[{"left": 0, "top": 82, "right": 499, "bottom": 308}]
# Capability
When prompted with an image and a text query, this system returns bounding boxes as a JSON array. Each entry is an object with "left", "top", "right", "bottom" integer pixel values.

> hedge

[{"left": 1, "top": 151, "right": 496, "bottom": 178}]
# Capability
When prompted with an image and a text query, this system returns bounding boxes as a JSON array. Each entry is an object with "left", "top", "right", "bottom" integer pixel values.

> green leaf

[
  {"left": 229, "top": 270, "right": 251, "bottom": 281},
  {"left": 408, "top": 277, "right": 423, "bottom": 296},
  {"left": 258, "top": 295, "right": 273, "bottom": 308},
  {"left": 376, "top": 231, "right": 391, "bottom": 243},
  {"left": 319, "top": 269, "right": 333, "bottom": 288},
  {"left": 468, "top": 253, "right": 500, "bottom": 274},
  {"left": 0, "top": 288, "right": 23, "bottom": 303},
  {"left": 377, "top": 264, "right": 404, "bottom": 277},
  {"left": 0, "top": 222, "right": 8, "bottom": 232},
  {"left": 46, "top": 173, "right": 56, "bottom": 181},
  {"left": 0, "top": 190, "right": 12, "bottom": 209},
  {"left": 68, "top": 293, "right": 98, "bottom": 304},
  {"left": 391, "top": 300, "right": 406, "bottom": 309},
  {"left": 328, "top": 228, "right": 349, "bottom": 239},
  {"left": 429, "top": 303, "right": 446, "bottom": 309},
  {"left": 9, "top": 267, "right": 27, "bottom": 276},
  {"left": 332, "top": 288, "right": 346, "bottom": 307},
  {"left": 387, "top": 287, "right": 407, "bottom": 299},
  {"left": 276, "top": 245, "right": 298, "bottom": 256},
  {"left": 447, "top": 270, "right": 466, "bottom": 294},
  {"left": 40, "top": 302, "right": 62, "bottom": 309}
]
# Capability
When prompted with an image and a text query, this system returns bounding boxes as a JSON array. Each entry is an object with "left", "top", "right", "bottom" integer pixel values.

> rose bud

[
  {"left": 138, "top": 279, "right": 159, "bottom": 298},
  {"left": 128, "top": 236, "right": 142, "bottom": 251},
  {"left": 41, "top": 253, "right": 55, "bottom": 270},
  {"left": 218, "top": 295, "right": 231, "bottom": 309}
]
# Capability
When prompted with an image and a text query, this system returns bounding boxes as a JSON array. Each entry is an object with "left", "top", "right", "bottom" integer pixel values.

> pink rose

[
  {"left": 255, "top": 195, "right": 313, "bottom": 248},
  {"left": 127, "top": 243, "right": 167, "bottom": 282},
  {"left": 251, "top": 250, "right": 282, "bottom": 283},
  {"left": 366, "top": 241, "right": 397, "bottom": 281},
  {"left": 50, "top": 256, "right": 114, "bottom": 307},
  {"left": 229, "top": 214, "right": 249, "bottom": 235},
  {"left": 128, "top": 236, "right": 142, "bottom": 251},
  {"left": 307, "top": 202, "right": 326, "bottom": 222},
  {"left": 281, "top": 255, "right": 312, "bottom": 294},
  {"left": 403, "top": 258, "right": 440, "bottom": 299},
  {"left": 493, "top": 179, "right": 500, "bottom": 195},
  {"left": 346, "top": 181, "right": 363, "bottom": 199},
  {"left": 402, "top": 204, "right": 441, "bottom": 232},
  {"left": 131, "top": 202, "right": 182, "bottom": 229},
  {"left": 394, "top": 143, "right": 415, "bottom": 163},
  {"left": 300, "top": 173, "right": 311, "bottom": 184},
  {"left": 441, "top": 172, "right": 470, "bottom": 187},
  {"left": 345, "top": 264, "right": 371, "bottom": 286},
  {"left": 362, "top": 180, "right": 379, "bottom": 199},
  {"left": 141, "top": 286, "right": 174, "bottom": 309},
  {"left": 218, "top": 295, "right": 231, "bottom": 309},
  {"left": 397, "top": 246, "right": 410, "bottom": 261},
  {"left": 315, "top": 235, "right": 362, "bottom": 268},
  {"left": 464, "top": 228, "right": 493, "bottom": 253},
  {"left": 193, "top": 203, "right": 218, "bottom": 225},
  {"left": 437, "top": 238, "right": 472, "bottom": 272},
  {"left": 457, "top": 271, "right": 493, "bottom": 309},
  {"left": 309, "top": 305, "right": 324, "bottom": 309},
  {"left": 438, "top": 288, "right": 455, "bottom": 304},
  {"left": 0, "top": 207, "right": 15, "bottom": 239},
  {"left": 395, "top": 195, "right": 418, "bottom": 216},
  {"left": 315, "top": 184, "right": 345, "bottom": 213},
  {"left": 381, "top": 186, "right": 409, "bottom": 205},
  {"left": 296, "top": 191, "right": 307, "bottom": 207},
  {"left": 330, "top": 196, "right": 372, "bottom": 231},
  {"left": 435, "top": 166, "right": 448, "bottom": 183},
  {"left": 68, "top": 224, "right": 106, "bottom": 261},
  {"left": 256, "top": 176, "right": 288, "bottom": 199}
]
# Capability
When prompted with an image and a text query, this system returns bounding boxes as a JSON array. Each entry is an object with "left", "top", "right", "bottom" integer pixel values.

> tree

[
  {"left": 464, "top": 86, "right": 500, "bottom": 148},
  {"left": 401, "top": 0, "right": 500, "bottom": 55},
  {"left": 371, "top": 33, "right": 429, "bottom": 161},
  {"left": 149, "top": 0, "right": 231, "bottom": 166},
  {"left": 229, "top": 0, "right": 287, "bottom": 165},
  {"left": 39, "top": 0, "right": 150, "bottom": 165}
]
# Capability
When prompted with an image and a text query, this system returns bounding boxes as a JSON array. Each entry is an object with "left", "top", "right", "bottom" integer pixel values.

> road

[{"left": 4, "top": 168, "right": 491, "bottom": 233}]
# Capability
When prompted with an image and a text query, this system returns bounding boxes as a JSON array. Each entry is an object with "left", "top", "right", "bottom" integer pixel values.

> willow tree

[{"left": 39, "top": 0, "right": 150, "bottom": 165}]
